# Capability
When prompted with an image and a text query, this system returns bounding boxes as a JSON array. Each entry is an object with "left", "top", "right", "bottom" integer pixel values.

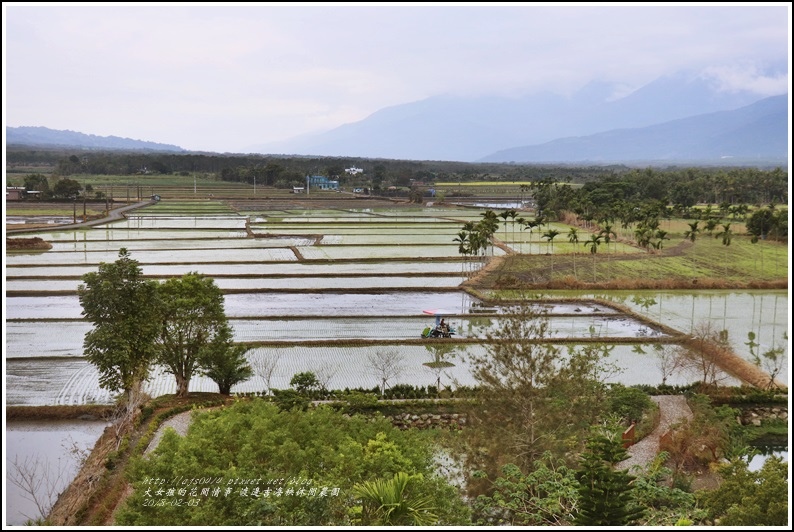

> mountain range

[
  {"left": 6, "top": 72, "right": 789, "bottom": 165},
  {"left": 247, "top": 72, "right": 788, "bottom": 164},
  {"left": 479, "top": 94, "right": 788, "bottom": 164},
  {"left": 5, "top": 126, "right": 185, "bottom": 152}
]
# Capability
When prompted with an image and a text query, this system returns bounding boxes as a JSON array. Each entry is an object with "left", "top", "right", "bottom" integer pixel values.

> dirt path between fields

[{"left": 6, "top": 200, "right": 156, "bottom": 235}]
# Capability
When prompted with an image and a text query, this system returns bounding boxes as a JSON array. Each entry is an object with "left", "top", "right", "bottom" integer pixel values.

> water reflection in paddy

[
  {"left": 5, "top": 261, "right": 465, "bottom": 278},
  {"left": 6, "top": 421, "right": 109, "bottom": 525},
  {"left": 7, "top": 339, "right": 717, "bottom": 407}
]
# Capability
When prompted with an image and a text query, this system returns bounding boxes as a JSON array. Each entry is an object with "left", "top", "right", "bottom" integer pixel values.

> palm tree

[
  {"left": 600, "top": 223, "right": 617, "bottom": 254},
  {"left": 515, "top": 216, "right": 526, "bottom": 253},
  {"left": 750, "top": 234, "right": 765, "bottom": 280},
  {"left": 634, "top": 226, "right": 653, "bottom": 253},
  {"left": 499, "top": 210, "right": 511, "bottom": 239},
  {"left": 683, "top": 221, "right": 700, "bottom": 277},
  {"left": 352, "top": 472, "right": 437, "bottom": 526},
  {"left": 523, "top": 219, "right": 540, "bottom": 255},
  {"left": 584, "top": 234, "right": 601, "bottom": 283},
  {"left": 716, "top": 223, "right": 733, "bottom": 246},
  {"left": 683, "top": 221, "right": 700, "bottom": 243},
  {"left": 453, "top": 229, "right": 471, "bottom": 278},
  {"left": 599, "top": 223, "right": 617, "bottom": 277},
  {"left": 479, "top": 210, "right": 500, "bottom": 256},
  {"left": 542, "top": 228, "right": 560, "bottom": 279},
  {"left": 715, "top": 223, "right": 733, "bottom": 278},
  {"left": 508, "top": 209, "right": 518, "bottom": 248},
  {"left": 654, "top": 229, "right": 669, "bottom": 250},
  {"left": 568, "top": 227, "right": 579, "bottom": 280},
  {"left": 469, "top": 231, "right": 487, "bottom": 271}
]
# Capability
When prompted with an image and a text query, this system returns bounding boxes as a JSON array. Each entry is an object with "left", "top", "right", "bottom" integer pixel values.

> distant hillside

[
  {"left": 6, "top": 126, "right": 185, "bottom": 152},
  {"left": 477, "top": 95, "right": 788, "bottom": 164},
  {"left": 247, "top": 71, "right": 777, "bottom": 162}
]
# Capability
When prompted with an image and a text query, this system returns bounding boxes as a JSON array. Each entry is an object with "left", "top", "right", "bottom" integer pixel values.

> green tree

[
  {"left": 584, "top": 234, "right": 601, "bottom": 282},
  {"left": 574, "top": 422, "right": 644, "bottom": 526},
  {"left": 478, "top": 210, "right": 500, "bottom": 256},
  {"left": 408, "top": 187, "right": 424, "bottom": 203},
  {"left": 715, "top": 223, "right": 733, "bottom": 277},
  {"left": 453, "top": 228, "right": 472, "bottom": 277},
  {"left": 77, "top": 248, "right": 160, "bottom": 395},
  {"left": 463, "top": 303, "right": 612, "bottom": 484},
  {"left": 289, "top": 371, "right": 321, "bottom": 396},
  {"left": 567, "top": 227, "right": 579, "bottom": 279},
  {"left": 499, "top": 210, "right": 511, "bottom": 238},
  {"left": 156, "top": 273, "right": 233, "bottom": 397},
  {"left": 746, "top": 206, "right": 782, "bottom": 241},
  {"left": 606, "top": 384, "right": 653, "bottom": 425},
  {"left": 23, "top": 173, "right": 50, "bottom": 198},
  {"left": 629, "top": 451, "right": 707, "bottom": 525},
  {"left": 200, "top": 325, "right": 252, "bottom": 395},
  {"left": 683, "top": 220, "right": 700, "bottom": 243},
  {"left": 116, "top": 401, "right": 469, "bottom": 526},
  {"left": 522, "top": 219, "right": 541, "bottom": 255},
  {"left": 471, "top": 455, "right": 579, "bottom": 526},
  {"left": 599, "top": 223, "right": 616, "bottom": 254},
  {"left": 52, "top": 177, "right": 82, "bottom": 198},
  {"left": 698, "top": 456, "right": 788, "bottom": 526},
  {"left": 541, "top": 228, "right": 560, "bottom": 278}
]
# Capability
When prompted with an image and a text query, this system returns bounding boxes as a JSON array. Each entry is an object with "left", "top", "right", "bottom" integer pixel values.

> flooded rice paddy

[
  {"left": 5, "top": 420, "right": 109, "bottom": 525},
  {"left": 5, "top": 201, "right": 788, "bottom": 408},
  {"left": 4, "top": 199, "right": 786, "bottom": 525}
]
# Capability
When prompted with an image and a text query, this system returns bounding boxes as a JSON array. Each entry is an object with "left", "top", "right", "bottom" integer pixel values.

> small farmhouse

[{"left": 6, "top": 187, "right": 27, "bottom": 201}]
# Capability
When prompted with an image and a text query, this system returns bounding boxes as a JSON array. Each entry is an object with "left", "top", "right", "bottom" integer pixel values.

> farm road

[{"left": 6, "top": 199, "right": 155, "bottom": 234}]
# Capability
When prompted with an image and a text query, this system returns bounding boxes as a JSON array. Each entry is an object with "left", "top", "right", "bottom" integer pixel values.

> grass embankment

[
  {"left": 7, "top": 404, "right": 114, "bottom": 421},
  {"left": 45, "top": 393, "right": 232, "bottom": 526},
  {"left": 5, "top": 203, "right": 108, "bottom": 217},
  {"left": 473, "top": 230, "right": 787, "bottom": 291}
]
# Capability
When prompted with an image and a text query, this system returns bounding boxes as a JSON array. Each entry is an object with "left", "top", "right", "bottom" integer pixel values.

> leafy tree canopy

[
  {"left": 116, "top": 400, "right": 469, "bottom": 526},
  {"left": 77, "top": 248, "right": 160, "bottom": 394},
  {"left": 155, "top": 273, "right": 234, "bottom": 397},
  {"left": 698, "top": 455, "right": 788, "bottom": 526}
]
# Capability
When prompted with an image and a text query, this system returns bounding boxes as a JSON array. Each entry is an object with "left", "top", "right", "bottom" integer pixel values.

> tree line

[{"left": 11, "top": 156, "right": 787, "bottom": 214}]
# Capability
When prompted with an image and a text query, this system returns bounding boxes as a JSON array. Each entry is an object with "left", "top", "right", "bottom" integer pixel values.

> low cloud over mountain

[
  {"left": 478, "top": 95, "right": 788, "bottom": 164},
  {"left": 247, "top": 72, "right": 786, "bottom": 163}
]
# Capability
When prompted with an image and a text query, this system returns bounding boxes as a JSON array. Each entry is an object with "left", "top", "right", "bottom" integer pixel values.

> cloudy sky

[{"left": 3, "top": 2, "right": 790, "bottom": 153}]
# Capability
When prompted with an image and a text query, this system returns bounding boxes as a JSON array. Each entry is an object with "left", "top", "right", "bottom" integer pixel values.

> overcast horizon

[{"left": 4, "top": 3, "right": 791, "bottom": 153}]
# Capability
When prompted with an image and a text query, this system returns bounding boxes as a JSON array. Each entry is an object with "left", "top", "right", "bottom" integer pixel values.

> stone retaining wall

[
  {"left": 737, "top": 405, "right": 788, "bottom": 426},
  {"left": 387, "top": 412, "right": 467, "bottom": 430},
  {"left": 383, "top": 405, "right": 787, "bottom": 430}
]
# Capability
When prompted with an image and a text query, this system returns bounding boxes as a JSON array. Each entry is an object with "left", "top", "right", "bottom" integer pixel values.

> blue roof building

[{"left": 308, "top": 175, "right": 339, "bottom": 190}]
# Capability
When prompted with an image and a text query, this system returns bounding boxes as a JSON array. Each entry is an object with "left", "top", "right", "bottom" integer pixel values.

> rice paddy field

[{"left": 5, "top": 197, "right": 787, "bottom": 406}]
